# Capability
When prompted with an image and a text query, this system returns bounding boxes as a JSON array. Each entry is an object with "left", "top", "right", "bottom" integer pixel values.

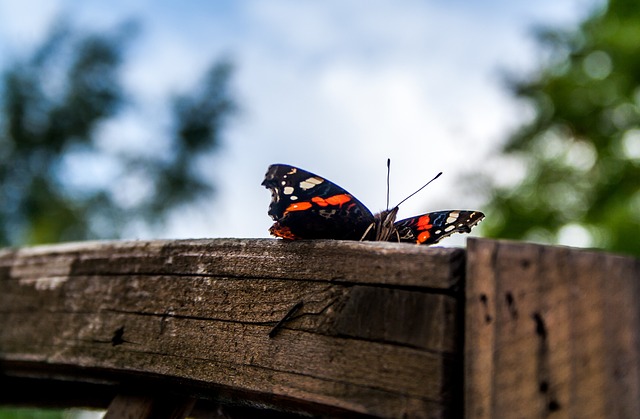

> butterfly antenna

[
  {"left": 395, "top": 171, "right": 443, "bottom": 208},
  {"left": 386, "top": 158, "right": 391, "bottom": 210}
]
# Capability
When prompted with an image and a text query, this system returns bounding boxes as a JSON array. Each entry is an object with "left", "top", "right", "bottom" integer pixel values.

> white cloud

[
  {"left": 0, "top": 0, "right": 62, "bottom": 52},
  {"left": 0, "top": 0, "right": 595, "bottom": 244}
]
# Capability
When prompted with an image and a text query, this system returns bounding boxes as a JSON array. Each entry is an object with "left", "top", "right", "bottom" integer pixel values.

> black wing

[
  {"left": 393, "top": 210, "right": 485, "bottom": 245},
  {"left": 262, "top": 164, "right": 374, "bottom": 240}
]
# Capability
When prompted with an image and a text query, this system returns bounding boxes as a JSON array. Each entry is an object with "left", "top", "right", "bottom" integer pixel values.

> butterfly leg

[{"left": 360, "top": 222, "right": 375, "bottom": 241}]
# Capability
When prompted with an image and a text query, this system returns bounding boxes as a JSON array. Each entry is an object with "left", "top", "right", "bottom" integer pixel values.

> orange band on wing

[
  {"left": 284, "top": 202, "right": 313, "bottom": 213},
  {"left": 416, "top": 215, "right": 433, "bottom": 243},
  {"left": 284, "top": 194, "right": 351, "bottom": 215},
  {"left": 269, "top": 224, "right": 297, "bottom": 240},
  {"left": 311, "top": 194, "right": 352, "bottom": 207},
  {"left": 416, "top": 215, "right": 432, "bottom": 230},
  {"left": 417, "top": 231, "right": 431, "bottom": 243}
]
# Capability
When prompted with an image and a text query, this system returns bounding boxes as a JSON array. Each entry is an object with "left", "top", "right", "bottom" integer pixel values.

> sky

[{"left": 0, "top": 0, "right": 599, "bottom": 246}]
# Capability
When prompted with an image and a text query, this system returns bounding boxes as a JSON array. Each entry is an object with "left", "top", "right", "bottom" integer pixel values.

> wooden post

[
  {"left": 465, "top": 238, "right": 640, "bottom": 419},
  {"left": 0, "top": 238, "right": 465, "bottom": 418}
]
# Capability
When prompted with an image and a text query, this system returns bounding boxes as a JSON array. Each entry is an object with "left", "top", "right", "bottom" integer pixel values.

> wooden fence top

[
  {"left": 1, "top": 237, "right": 639, "bottom": 418},
  {"left": 0, "top": 238, "right": 465, "bottom": 288},
  {"left": 0, "top": 238, "right": 466, "bottom": 418}
]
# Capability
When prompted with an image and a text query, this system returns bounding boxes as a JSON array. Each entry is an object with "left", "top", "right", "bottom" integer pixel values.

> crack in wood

[
  {"left": 269, "top": 301, "right": 304, "bottom": 338},
  {"left": 532, "top": 311, "right": 561, "bottom": 414}
]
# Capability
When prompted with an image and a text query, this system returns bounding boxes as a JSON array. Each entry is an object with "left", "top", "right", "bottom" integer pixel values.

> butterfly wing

[
  {"left": 393, "top": 210, "right": 485, "bottom": 245},
  {"left": 262, "top": 164, "right": 374, "bottom": 240}
]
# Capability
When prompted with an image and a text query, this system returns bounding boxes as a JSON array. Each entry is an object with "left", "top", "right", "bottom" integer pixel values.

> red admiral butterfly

[{"left": 262, "top": 163, "right": 484, "bottom": 245}]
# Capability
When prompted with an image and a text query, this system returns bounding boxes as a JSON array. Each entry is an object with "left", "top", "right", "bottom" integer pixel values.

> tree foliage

[
  {"left": 0, "top": 22, "right": 235, "bottom": 246},
  {"left": 482, "top": 0, "right": 640, "bottom": 257}
]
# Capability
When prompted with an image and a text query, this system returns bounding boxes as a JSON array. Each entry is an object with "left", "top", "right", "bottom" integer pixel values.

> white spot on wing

[
  {"left": 283, "top": 186, "right": 294, "bottom": 195},
  {"left": 290, "top": 195, "right": 298, "bottom": 200},
  {"left": 300, "top": 176, "right": 324, "bottom": 190},
  {"left": 446, "top": 211, "right": 460, "bottom": 224},
  {"left": 445, "top": 225, "right": 455, "bottom": 232}
]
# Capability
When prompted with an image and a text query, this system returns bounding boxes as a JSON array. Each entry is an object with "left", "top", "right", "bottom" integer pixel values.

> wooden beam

[
  {"left": 465, "top": 238, "right": 640, "bottom": 419},
  {"left": 0, "top": 238, "right": 464, "bottom": 418},
  {"left": 104, "top": 394, "right": 195, "bottom": 419}
]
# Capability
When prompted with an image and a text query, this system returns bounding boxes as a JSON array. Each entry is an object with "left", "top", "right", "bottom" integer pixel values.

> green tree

[
  {"left": 481, "top": 0, "right": 640, "bottom": 257},
  {"left": 0, "top": 21, "right": 235, "bottom": 246}
]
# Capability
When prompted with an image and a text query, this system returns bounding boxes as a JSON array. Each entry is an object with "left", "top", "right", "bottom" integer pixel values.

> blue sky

[{"left": 0, "top": 0, "right": 599, "bottom": 246}]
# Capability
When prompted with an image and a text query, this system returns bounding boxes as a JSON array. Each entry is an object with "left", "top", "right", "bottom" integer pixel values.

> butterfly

[{"left": 262, "top": 163, "right": 484, "bottom": 244}]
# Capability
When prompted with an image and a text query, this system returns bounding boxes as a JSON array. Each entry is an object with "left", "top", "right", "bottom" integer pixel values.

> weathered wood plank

[
  {"left": 0, "top": 238, "right": 464, "bottom": 418},
  {"left": 465, "top": 238, "right": 640, "bottom": 419},
  {"left": 0, "top": 238, "right": 464, "bottom": 288}
]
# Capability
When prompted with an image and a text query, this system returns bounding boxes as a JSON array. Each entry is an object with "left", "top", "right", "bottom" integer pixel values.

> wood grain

[
  {"left": 0, "top": 238, "right": 464, "bottom": 418},
  {"left": 465, "top": 238, "right": 640, "bottom": 419}
]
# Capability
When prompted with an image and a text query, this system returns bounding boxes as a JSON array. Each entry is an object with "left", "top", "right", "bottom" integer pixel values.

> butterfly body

[{"left": 262, "top": 164, "right": 484, "bottom": 245}]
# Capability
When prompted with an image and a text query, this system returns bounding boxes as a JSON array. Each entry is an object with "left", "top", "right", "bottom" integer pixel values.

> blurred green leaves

[
  {"left": 0, "top": 21, "right": 236, "bottom": 246},
  {"left": 482, "top": 0, "right": 640, "bottom": 257},
  {"left": 0, "top": 408, "right": 71, "bottom": 419}
]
